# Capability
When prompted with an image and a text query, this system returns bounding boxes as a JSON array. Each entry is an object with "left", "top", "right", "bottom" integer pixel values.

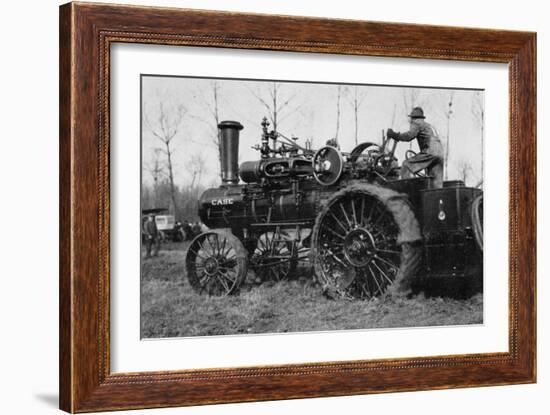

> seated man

[{"left": 387, "top": 107, "right": 444, "bottom": 188}]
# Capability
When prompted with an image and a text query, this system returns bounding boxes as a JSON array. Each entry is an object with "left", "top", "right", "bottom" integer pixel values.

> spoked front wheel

[{"left": 185, "top": 230, "right": 248, "bottom": 296}]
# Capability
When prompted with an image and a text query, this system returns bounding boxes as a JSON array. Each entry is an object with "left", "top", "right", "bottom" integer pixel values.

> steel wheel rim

[
  {"left": 316, "top": 193, "right": 401, "bottom": 299},
  {"left": 251, "top": 231, "right": 293, "bottom": 281},
  {"left": 186, "top": 232, "right": 241, "bottom": 296}
]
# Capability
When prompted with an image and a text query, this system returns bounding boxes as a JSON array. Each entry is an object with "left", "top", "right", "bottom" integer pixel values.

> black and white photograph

[
  {"left": 1, "top": 0, "right": 544, "bottom": 413},
  {"left": 140, "top": 75, "right": 484, "bottom": 339}
]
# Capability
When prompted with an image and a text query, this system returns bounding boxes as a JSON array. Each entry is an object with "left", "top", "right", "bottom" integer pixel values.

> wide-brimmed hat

[{"left": 408, "top": 107, "right": 425, "bottom": 119}]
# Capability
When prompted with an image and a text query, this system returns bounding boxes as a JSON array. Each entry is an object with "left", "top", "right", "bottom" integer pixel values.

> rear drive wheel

[{"left": 311, "top": 183, "right": 422, "bottom": 299}]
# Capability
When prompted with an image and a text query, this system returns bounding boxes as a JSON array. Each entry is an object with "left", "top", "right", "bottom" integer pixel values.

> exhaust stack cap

[
  {"left": 218, "top": 121, "right": 244, "bottom": 185},
  {"left": 218, "top": 121, "right": 244, "bottom": 130}
]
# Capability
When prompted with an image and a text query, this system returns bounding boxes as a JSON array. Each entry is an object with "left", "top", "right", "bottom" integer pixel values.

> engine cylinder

[
  {"left": 239, "top": 160, "right": 262, "bottom": 184},
  {"left": 218, "top": 121, "right": 243, "bottom": 184}
]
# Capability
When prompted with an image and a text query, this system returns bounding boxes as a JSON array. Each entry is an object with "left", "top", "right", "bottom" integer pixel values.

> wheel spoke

[
  {"left": 376, "top": 248, "right": 401, "bottom": 255},
  {"left": 366, "top": 198, "right": 377, "bottom": 223},
  {"left": 374, "top": 254, "right": 400, "bottom": 271},
  {"left": 361, "top": 283, "right": 372, "bottom": 299},
  {"left": 219, "top": 236, "right": 227, "bottom": 257},
  {"left": 258, "top": 236, "right": 267, "bottom": 251},
  {"left": 367, "top": 264, "right": 383, "bottom": 295},
  {"left": 215, "top": 272, "right": 230, "bottom": 292},
  {"left": 360, "top": 196, "right": 366, "bottom": 226},
  {"left": 323, "top": 226, "right": 346, "bottom": 240},
  {"left": 375, "top": 257, "right": 399, "bottom": 281},
  {"left": 371, "top": 209, "right": 390, "bottom": 229},
  {"left": 371, "top": 260, "right": 394, "bottom": 285},
  {"left": 263, "top": 233, "right": 270, "bottom": 253},
  {"left": 207, "top": 234, "right": 216, "bottom": 256},
  {"left": 220, "top": 256, "right": 237, "bottom": 267},
  {"left": 271, "top": 231, "right": 278, "bottom": 253},
  {"left": 189, "top": 248, "right": 208, "bottom": 261},
  {"left": 268, "top": 232, "right": 275, "bottom": 253},
  {"left": 205, "top": 235, "right": 216, "bottom": 255},
  {"left": 224, "top": 247, "right": 236, "bottom": 260},
  {"left": 198, "top": 272, "right": 213, "bottom": 287},
  {"left": 213, "top": 233, "right": 221, "bottom": 256},
  {"left": 197, "top": 240, "right": 211, "bottom": 257},
  {"left": 355, "top": 268, "right": 370, "bottom": 298},
  {"left": 373, "top": 226, "right": 394, "bottom": 241},
  {"left": 328, "top": 211, "right": 348, "bottom": 233},
  {"left": 339, "top": 202, "right": 353, "bottom": 229},
  {"left": 326, "top": 248, "right": 351, "bottom": 269},
  {"left": 361, "top": 268, "right": 375, "bottom": 299},
  {"left": 351, "top": 199, "right": 358, "bottom": 227},
  {"left": 224, "top": 238, "right": 235, "bottom": 258},
  {"left": 275, "top": 227, "right": 282, "bottom": 248},
  {"left": 219, "top": 269, "right": 237, "bottom": 283}
]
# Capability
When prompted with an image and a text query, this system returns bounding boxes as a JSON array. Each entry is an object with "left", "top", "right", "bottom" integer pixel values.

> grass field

[{"left": 141, "top": 242, "right": 483, "bottom": 338}]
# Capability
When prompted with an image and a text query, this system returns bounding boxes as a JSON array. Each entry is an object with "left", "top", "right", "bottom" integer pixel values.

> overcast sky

[{"left": 142, "top": 76, "right": 484, "bottom": 188}]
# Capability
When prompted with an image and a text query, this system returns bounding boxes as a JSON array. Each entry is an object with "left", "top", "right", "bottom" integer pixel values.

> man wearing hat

[
  {"left": 325, "top": 138, "right": 340, "bottom": 150},
  {"left": 386, "top": 107, "right": 444, "bottom": 188},
  {"left": 143, "top": 213, "right": 160, "bottom": 259}
]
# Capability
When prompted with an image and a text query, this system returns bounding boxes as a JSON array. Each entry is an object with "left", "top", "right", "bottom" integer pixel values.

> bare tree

[
  {"left": 444, "top": 92, "right": 455, "bottom": 180},
  {"left": 334, "top": 85, "right": 343, "bottom": 144},
  {"left": 471, "top": 91, "right": 485, "bottom": 186},
  {"left": 145, "top": 148, "right": 165, "bottom": 206},
  {"left": 143, "top": 101, "right": 187, "bottom": 217},
  {"left": 247, "top": 82, "right": 298, "bottom": 132},
  {"left": 301, "top": 104, "right": 317, "bottom": 148},
  {"left": 345, "top": 86, "right": 368, "bottom": 145},
  {"left": 192, "top": 81, "right": 223, "bottom": 179},
  {"left": 186, "top": 153, "right": 207, "bottom": 195},
  {"left": 389, "top": 103, "right": 398, "bottom": 130},
  {"left": 402, "top": 88, "right": 422, "bottom": 116},
  {"left": 456, "top": 158, "right": 473, "bottom": 185}
]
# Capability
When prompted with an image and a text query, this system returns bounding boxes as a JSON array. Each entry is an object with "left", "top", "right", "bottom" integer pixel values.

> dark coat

[
  {"left": 143, "top": 218, "right": 158, "bottom": 238},
  {"left": 395, "top": 119, "right": 444, "bottom": 158}
]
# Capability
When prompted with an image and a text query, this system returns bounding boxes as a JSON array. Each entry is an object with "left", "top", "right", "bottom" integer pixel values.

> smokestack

[{"left": 218, "top": 120, "right": 243, "bottom": 184}]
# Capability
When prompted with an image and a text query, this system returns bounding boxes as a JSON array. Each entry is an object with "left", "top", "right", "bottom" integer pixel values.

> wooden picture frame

[{"left": 59, "top": 2, "right": 536, "bottom": 412}]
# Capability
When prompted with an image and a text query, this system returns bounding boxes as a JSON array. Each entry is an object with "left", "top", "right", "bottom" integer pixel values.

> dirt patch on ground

[{"left": 141, "top": 245, "right": 483, "bottom": 338}]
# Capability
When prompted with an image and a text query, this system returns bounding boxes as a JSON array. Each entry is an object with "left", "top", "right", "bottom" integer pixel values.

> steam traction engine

[{"left": 185, "top": 118, "right": 483, "bottom": 299}]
